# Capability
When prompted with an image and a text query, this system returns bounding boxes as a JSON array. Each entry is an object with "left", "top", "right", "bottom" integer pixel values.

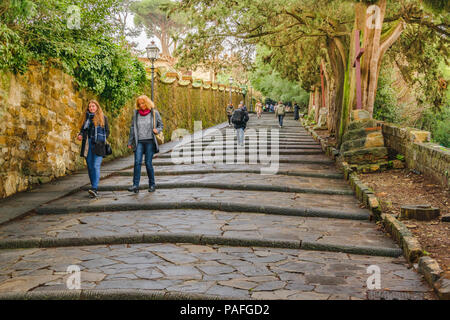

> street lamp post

[
  {"left": 146, "top": 41, "right": 160, "bottom": 101},
  {"left": 241, "top": 85, "right": 247, "bottom": 109},
  {"left": 249, "top": 86, "right": 253, "bottom": 112},
  {"left": 229, "top": 77, "right": 233, "bottom": 105}
]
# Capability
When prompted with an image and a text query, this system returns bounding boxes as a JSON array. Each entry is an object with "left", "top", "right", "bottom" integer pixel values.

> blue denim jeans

[
  {"left": 278, "top": 115, "right": 285, "bottom": 127},
  {"left": 236, "top": 128, "right": 245, "bottom": 145},
  {"left": 86, "top": 139, "right": 103, "bottom": 190},
  {"left": 133, "top": 141, "right": 156, "bottom": 187}
]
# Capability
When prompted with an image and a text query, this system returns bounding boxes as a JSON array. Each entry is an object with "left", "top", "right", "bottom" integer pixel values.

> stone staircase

[{"left": 0, "top": 113, "right": 434, "bottom": 300}]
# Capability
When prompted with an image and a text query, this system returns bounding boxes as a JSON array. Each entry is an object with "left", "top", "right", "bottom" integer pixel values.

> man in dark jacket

[
  {"left": 294, "top": 101, "right": 300, "bottom": 120},
  {"left": 231, "top": 102, "right": 249, "bottom": 146}
]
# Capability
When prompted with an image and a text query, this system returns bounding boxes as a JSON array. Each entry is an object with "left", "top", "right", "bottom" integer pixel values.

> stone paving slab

[
  {"left": 0, "top": 209, "right": 397, "bottom": 249},
  {"left": 0, "top": 244, "right": 433, "bottom": 299}
]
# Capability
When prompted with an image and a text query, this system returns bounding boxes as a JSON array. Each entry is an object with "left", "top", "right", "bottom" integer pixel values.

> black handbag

[
  {"left": 105, "top": 142, "right": 112, "bottom": 156},
  {"left": 94, "top": 141, "right": 112, "bottom": 157}
]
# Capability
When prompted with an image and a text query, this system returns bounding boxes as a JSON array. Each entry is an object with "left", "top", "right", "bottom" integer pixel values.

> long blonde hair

[
  {"left": 135, "top": 95, "right": 155, "bottom": 110},
  {"left": 79, "top": 100, "right": 105, "bottom": 129}
]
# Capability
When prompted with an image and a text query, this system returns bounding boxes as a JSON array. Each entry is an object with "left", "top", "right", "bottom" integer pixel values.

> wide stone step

[
  {"left": 173, "top": 145, "right": 323, "bottom": 151},
  {"left": 129, "top": 163, "right": 341, "bottom": 175},
  {"left": 157, "top": 150, "right": 324, "bottom": 158},
  {"left": 99, "top": 173, "right": 351, "bottom": 193},
  {"left": 0, "top": 209, "right": 398, "bottom": 251},
  {"left": 151, "top": 156, "right": 334, "bottom": 166},
  {"left": 0, "top": 243, "right": 430, "bottom": 299},
  {"left": 84, "top": 182, "right": 353, "bottom": 196},
  {"left": 36, "top": 186, "right": 369, "bottom": 220},
  {"left": 111, "top": 172, "right": 347, "bottom": 186},
  {"left": 114, "top": 169, "right": 344, "bottom": 179}
]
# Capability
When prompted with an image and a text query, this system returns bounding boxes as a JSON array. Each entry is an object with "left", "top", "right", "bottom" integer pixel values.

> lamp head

[{"left": 146, "top": 41, "right": 160, "bottom": 61}]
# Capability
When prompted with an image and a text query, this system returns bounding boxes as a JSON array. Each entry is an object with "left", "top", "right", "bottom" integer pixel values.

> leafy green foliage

[
  {"left": 247, "top": 46, "right": 309, "bottom": 105},
  {"left": 132, "top": 0, "right": 188, "bottom": 56},
  {"left": 0, "top": 0, "right": 147, "bottom": 116},
  {"left": 373, "top": 66, "right": 402, "bottom": 123}
]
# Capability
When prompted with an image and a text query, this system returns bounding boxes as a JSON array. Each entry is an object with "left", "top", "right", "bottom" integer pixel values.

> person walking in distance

[
  {"left": 231, "top": 102, "right": 249, "bottom": 147},
  {"left": 275, "top": 101, "right": 286, "bottom": 128},
  {"left": 77, "top": 100, "right": 110, "bottom": 198},
  {"left": 226, "top": 103, "right": 234, "bottom": 127},
  {"left": 293, "top": 101, "right": 300, "bottom": 120},
  {"left": 255, "top": 100, "right": 263, "bottom": 119},
  {"left": 127, "top": 95, "right": 164, "bottom": 193}
]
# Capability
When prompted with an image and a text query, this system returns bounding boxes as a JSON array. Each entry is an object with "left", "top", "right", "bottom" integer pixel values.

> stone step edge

[
  {"left": 151, "top": 160, "right": 335, "bottom": 166},
  {"left": 114, "top": 170, "right": 344, "bottom": 180},
  {"left": 0, "top": 233, "right": 402, "bottom": 257},
  {"left": 0, "top": 289, "right": 236, "bottom": 300},
  {"left": 157, "top": 151, "right": 324, "bottom": 158},
  {"left": 35, "top": 202, "right": 370, "bottom": 221},
  {"left": 82, "top": 183, "right": 354, "bottom": 196}
]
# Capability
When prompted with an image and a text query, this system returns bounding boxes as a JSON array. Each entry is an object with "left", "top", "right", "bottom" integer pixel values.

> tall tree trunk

[
  {"left": 360, "top": 0, "right": 405, "bottom": 116},
  {"left": 327, "top": 37, "right": 346, "bottom": 136},
  {"left": 314, "top": 86, "right": 321, "bottom": 123},
  {"left": 338, "top": 4, "right": 365, "bottom": 146}
]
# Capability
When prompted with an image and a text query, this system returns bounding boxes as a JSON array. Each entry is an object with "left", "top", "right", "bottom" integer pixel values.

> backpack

[
  {"left": 231, "top": 109, "right": 245, "bottom": 125},
  {"left": 277, "top": 105, "right": 285, "bottom": 115}
]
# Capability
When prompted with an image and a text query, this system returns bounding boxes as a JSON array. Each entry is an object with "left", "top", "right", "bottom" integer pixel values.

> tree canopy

[{"left": 0, "top": 0, "right": 147, "bottom": 115}]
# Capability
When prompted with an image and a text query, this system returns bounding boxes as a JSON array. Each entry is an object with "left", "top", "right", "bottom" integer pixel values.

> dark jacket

[
  {"left": 128, "top": 109, "right": 164, "bottom": 153},
  {"left": 232, "top": 108, "right": 249, "bottom": 129},
  {"left": 79, "top": 115, "right": 110, "bottom": 158}
]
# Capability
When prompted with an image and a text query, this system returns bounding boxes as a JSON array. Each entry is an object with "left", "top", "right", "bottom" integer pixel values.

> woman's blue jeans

[
  {"left": 86, "top": 139, "right": 103, "bottom": 190},
  {"left": 133, "top": 141, "right": 156, "bottom": 188},
  {"left": 278, "top": 115, "right": 285, "bottom": 127}
]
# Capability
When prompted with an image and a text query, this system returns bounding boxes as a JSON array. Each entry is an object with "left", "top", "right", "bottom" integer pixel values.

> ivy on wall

[{"left": 154, "top": 76, "right": 242, "bottom": 141}]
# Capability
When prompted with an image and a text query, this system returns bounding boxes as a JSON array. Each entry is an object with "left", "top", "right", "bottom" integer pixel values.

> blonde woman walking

[
  {"left": 77, "top": 100, "right": 110, "bottom": 198},
  {"left": 127, "top": 95, "right": 164, "bottom": 193}
]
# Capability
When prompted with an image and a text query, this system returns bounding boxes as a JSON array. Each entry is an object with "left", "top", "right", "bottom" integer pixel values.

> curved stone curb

[
  {"left": 0, "top": 289, "right": 236, "bottom": 300},
  {"left": 0, "top": 233, "right": 400, "bottom": 257},
  {"left": 35, "top": 201, "right": 370, "bottom": 220},
  {"left": 114, "top": 170, "right": 344, "bottom": 180},
  {"left": 301, "top": 241, "right": 402, "bottom": 257},
  {"left": 152, "top": 159, "right": 335, "bottom": 166},
  {"left": 85, "top": 182, "right": 354, "bottom": 196},
  {"left": 417, "top": 256, "right": 448, "bottom": 299},
  {"left": 382, "top": 213, "right": 423, "bottom": 264},
  {"left": 303, "top": 121, "right": 448, "bottom": 297}
]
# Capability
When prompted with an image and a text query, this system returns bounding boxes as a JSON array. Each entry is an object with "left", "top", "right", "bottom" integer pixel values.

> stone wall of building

[
  {"left": 0, "top": 64, "right": 243, "bottom": 199},
  {"left": 382, "top": 123, "right": 450, "bottom": 189}
]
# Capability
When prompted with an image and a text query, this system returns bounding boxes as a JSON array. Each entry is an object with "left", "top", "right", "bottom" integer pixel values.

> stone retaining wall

[{"left": 381, "top": 123, "right": 450, "bottom": 189}]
